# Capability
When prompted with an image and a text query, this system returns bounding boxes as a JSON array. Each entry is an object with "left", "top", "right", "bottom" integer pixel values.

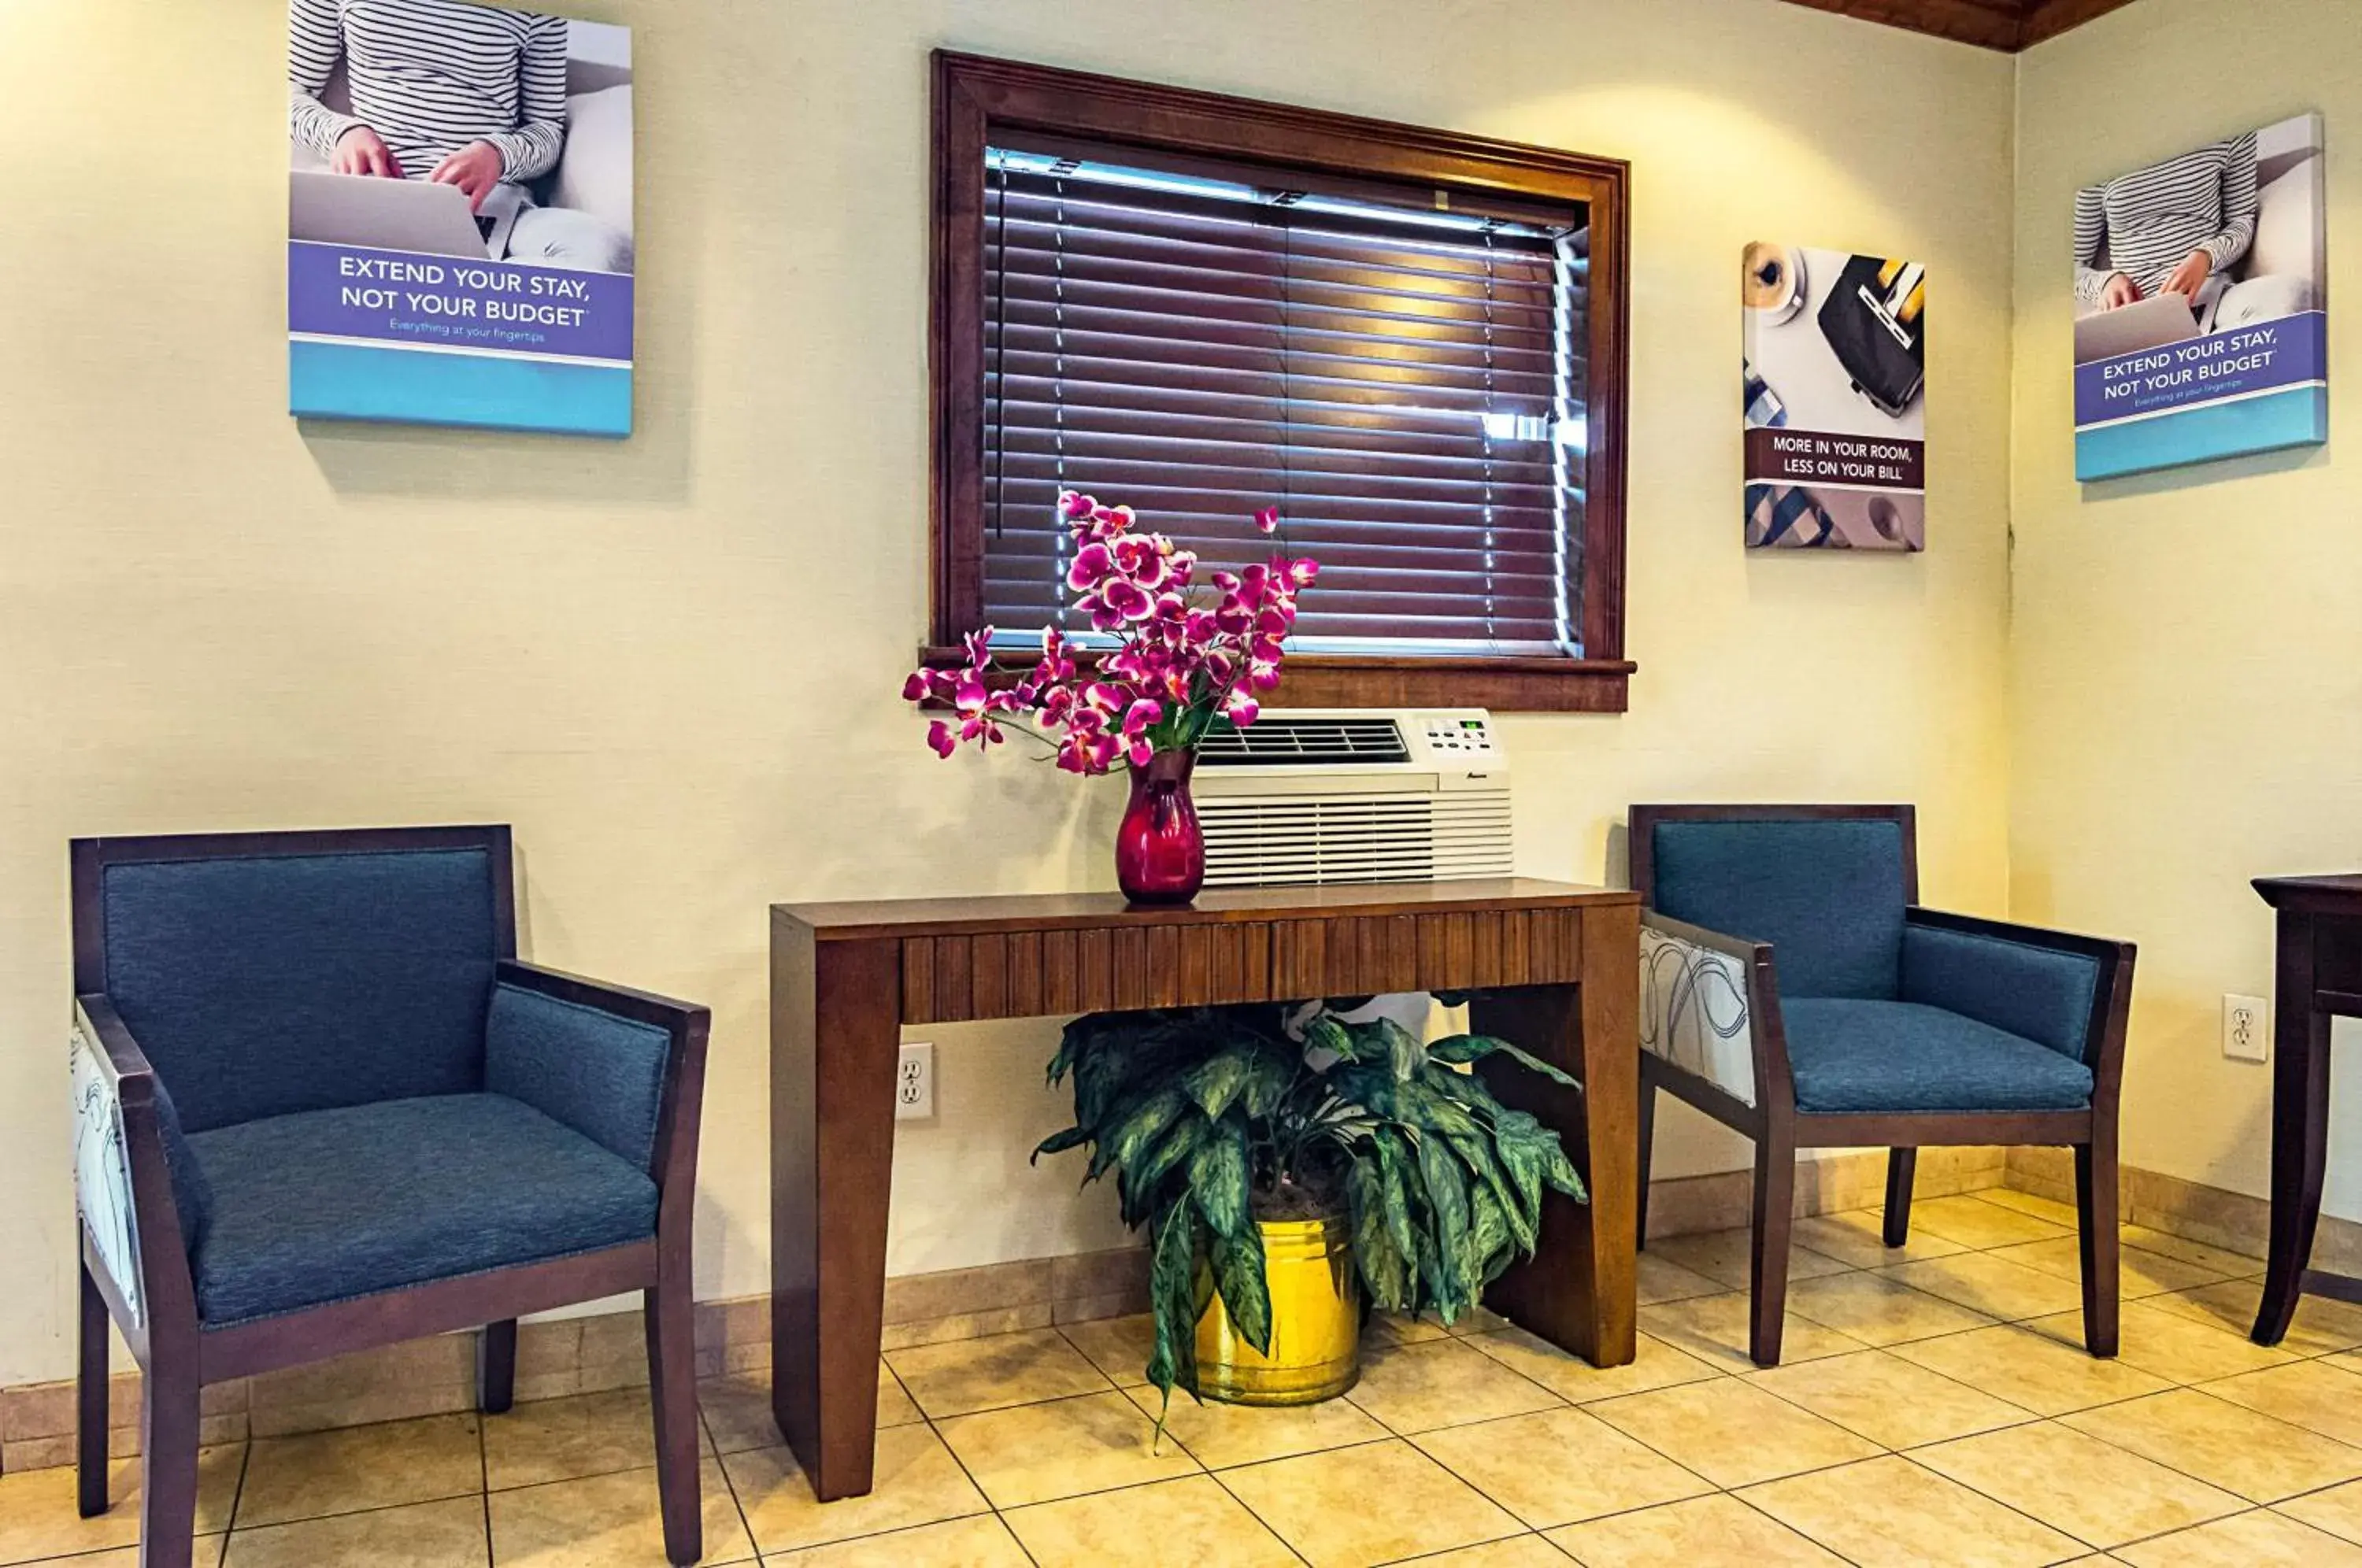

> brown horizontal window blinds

[{"left": 982, "top": 149, "right": 1590, "bottom": 656}]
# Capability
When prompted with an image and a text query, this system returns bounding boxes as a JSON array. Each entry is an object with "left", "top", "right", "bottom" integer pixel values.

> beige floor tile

[
  {"left": 1746, "top": 1349, "right": 2032, "bottom": 1448},
  {"left": 1344, "top": 1337, "right": 1562, "bottom": 1434},
  {"left": 1986, "top": 1237, "right": 2227, "bottom": 1299},
  {"left": 1450, "top": 1306, "right": 1515, "bottom": 1337},
  {"left": 749, "top": 1513, "right": 1032, "bottom": 1566},
  {"left": 2279, "top": 1476, "right": 2362, "bottom": 1544},
  {"left": 935, "top": 1390, "right": 1198, "bottom": 1508},
  {"left": 1466, "top": 1326, "right": 1721, "bottom": 1405},
  {"left": 697, "top": 1367, "right": 915, "bottom": 1459},
  {"left": 1218, "top": 1438, "right": 1520, "bottom": 1568},
  {"left": 1784, "top": 1270, "right": 1997, "bottom": 1347},
  {"left": 237, "top": 1413, "right": 480, "bottom": 1526},
  {"left": 0, "top": 1451, "right": 239, "bottom": 1564},
  {"left": 2150, "top": 1278, "right": 2362, "bottom": 1354},
  {"left": 485, "top": 1387, "right": 657, "bottom": 1490},
  {"left": 2024, "top": 1302, "right": 2296, "bottom": 1383},
  {"left": 2203, "top": 1358, "right": 2362, "bottom": 1447},
  {"left": 1002, "top": 1474, "right": 1296, "bottom": 1567},
  {"left": 1636, "top": 1292, "right": 1871, "bottom": 1373},
  {"left": 1588, "top": 1378, "right": 1879, "bottom": 1489},
  {"left": 1913, "top": 1420, "right": 2245, "bottom": 1548},
  {"left": 1055, "top": 1315, "right": 1153, "bottom": 1389},
  {"left": 1740, "top": 1454, "right": 2086, "bottom": 1566},
  {"left": 1881, "top": 1253, "right": 2086, "bottom": 1321},
  {"left": 1790, "top": 1208, "right": 1968, "bottom": 1270},
  {"left": 1646, "top": 1229, "right": 1851, "bottom": 1292},
  {"left": 1973, "top": 1189, "right": 2084, "bottom": 1227},
  {"left": 721, "top": 1429, "right": 987, "bottom": 1555},
  {"left": 1120, "top": 1381, "right": 1386, "bottom": 1470},
  {"left": 1412, "top": 1406, "right": 1710, "bottom": 1529},
  {"left": 1393, "top": 1538, "right": 1573, "bottom": 1567},
  {"left": 224, "top": 1496, "right": 487, "bottom": 1568},
  {"left": 2119, "top": 1226, "right": 2263, "bottom": 1277},
  {"left": 1546, "top": 1492, "right": 1846, "bottom": 1566},
  {"left": 489, "top": 1458, "right": 752, "bottom": 1566},
  {"left": 2060, "top": 1387, "right": 2362, "bottom": 1503},
  {"left": 1888, "top": 1324, "right": 2171, "bottom": 1416},
  {"left": 2114, "top": 1507, "right": 2362, "bottom": 1567},
  {"left": 1366, "top": 1311, "right": 1452, "bottom": 1345},
  {"left": 884, "top": 1329, "right": 1115, "bottom": 1418},
  {"left": 1635, "top": 1252, "right": 1729, "bottom": 1306},
  {"left": 1904, "top": 1195, "right": 2074, "bottom": 1248}
]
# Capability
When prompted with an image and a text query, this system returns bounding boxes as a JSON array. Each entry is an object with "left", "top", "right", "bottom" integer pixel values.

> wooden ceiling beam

[{"left": 1771, "top": 0, "right": 2145, "bottom": 51}]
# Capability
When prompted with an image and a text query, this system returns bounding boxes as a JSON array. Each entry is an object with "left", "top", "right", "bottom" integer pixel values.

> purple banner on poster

[
  {"left": 288, "top": 241, "right": 635, "bottom": 364},
  {"left": 2075, "top": 311, "right": 2326, "bottom": 428}
]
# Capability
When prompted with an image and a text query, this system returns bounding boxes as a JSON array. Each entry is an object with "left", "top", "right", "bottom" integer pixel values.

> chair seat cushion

[
  {"left": 1783, "top": 998, "right": 2095, "bottom": 1115},
  {"left": 187, "top": 1093, "right": 657, "bottom": 1327}
]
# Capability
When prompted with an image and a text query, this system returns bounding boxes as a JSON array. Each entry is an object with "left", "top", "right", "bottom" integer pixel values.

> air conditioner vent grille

[
  {"left": 1200, "top": 716, "right": 1411, "bottom": 767},
  {"left": 1200, "top": 794, "right": 1512, "bottom": 889}
]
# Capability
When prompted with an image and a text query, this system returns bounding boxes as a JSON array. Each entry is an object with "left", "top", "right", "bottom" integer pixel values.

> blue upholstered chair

[
  {"left": 68, "top": 827, "right": 710, "bottom": 1568},
  {"left": 1629, "top": 805, "right": 2134, "bottom": 1366}
]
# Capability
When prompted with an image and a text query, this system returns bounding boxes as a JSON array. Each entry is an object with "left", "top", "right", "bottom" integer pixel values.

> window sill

[{"left": 915, "top": 647, "right": 1635, "bottom": 714}]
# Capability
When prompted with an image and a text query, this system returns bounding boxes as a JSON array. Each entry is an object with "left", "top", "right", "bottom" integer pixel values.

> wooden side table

[
  {"left": 768, "top": 878, "right": 1641, "bottom": 1499},
  {"left": 2253, "top": 875, "right": 2362, "bottom": 1344}
]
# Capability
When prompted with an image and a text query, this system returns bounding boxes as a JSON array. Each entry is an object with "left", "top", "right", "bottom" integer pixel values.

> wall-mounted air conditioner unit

[{"left": 1194, "top": 708, "right": 1512, "bottom": 888}]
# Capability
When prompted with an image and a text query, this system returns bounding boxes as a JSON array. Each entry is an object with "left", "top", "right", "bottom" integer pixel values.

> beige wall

[
  {"left": 0, "top": 0, "right": 2016, "bottom": 1385},
  {"left": 2010, "top": 0, "right": 2362, "bottom": 1219}
]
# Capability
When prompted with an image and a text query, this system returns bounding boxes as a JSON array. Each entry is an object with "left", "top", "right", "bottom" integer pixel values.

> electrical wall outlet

[
  {"left": 2223, "top": 994, "right": 2269, "bottom": 1063},
  {"left": 896, "top": 1041, "right": 935, "bottom": 1120}
]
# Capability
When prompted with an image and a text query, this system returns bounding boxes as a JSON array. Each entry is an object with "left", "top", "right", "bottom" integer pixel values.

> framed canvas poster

[
  {"left": 287, "top": 2, "right": 636, "bottom": 437},
  {"left": 2073, "top": 114, "right": 2327, "bottom": 482},
  {"left": 1742, "top": 243, "right": 1927, "bottom": 551}
]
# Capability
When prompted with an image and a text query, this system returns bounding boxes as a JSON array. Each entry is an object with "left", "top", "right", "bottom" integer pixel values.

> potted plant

[
  {"left": 904, "top": 494, "right": 1315, "bottom": 904},
  {"left": 1033, "top": 1002, "right": 1588, "bottom": 1415}
]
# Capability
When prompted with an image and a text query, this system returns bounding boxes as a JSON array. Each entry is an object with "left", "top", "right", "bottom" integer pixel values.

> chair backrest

[
  {"left": 1631, "top": 805, "right": 1916, "bottom": 1000},
  {"left": 72, "top": 827, "right": 515, "bottom": 1133}
]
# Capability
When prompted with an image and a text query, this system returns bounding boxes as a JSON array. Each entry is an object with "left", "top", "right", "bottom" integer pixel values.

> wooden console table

[
  {"left": 2253, "top": 875, "right": 2362, "bottom": 1344},
  {"left": 769, "top": 878, "right": 1640, "bottom": 1499}
]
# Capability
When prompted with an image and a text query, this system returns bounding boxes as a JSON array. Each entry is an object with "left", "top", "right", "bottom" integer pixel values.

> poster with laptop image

[
  {"left": 1742, "top": 243, "right": 1927, "bottom": 551},
  {"left": 2073, "top": 113, "right": 2326, "bottom": 482},
  {"left": 287, "top": 1, "right": 635, "bottom": 438}
]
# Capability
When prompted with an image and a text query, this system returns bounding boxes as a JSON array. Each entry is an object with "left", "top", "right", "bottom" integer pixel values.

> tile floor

[{"left": 9, "top": 1191, "right": 2362, "bottom": 1565}]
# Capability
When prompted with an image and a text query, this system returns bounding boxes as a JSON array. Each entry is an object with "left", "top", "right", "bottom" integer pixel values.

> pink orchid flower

[{"left": 1253, "top": 506, "right": 1280, "bottom": 534}]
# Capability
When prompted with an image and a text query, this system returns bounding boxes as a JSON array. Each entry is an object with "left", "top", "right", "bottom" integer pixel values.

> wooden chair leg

[
  {"left": 1635, "top": 1074, "right": 1657, "bottom": 1252},
  {"left": 1883, "top": 1148, "right": 1918, "bottom": 1248},
  {"left": 77, "top": 1263, "right": 109, "bottom": 1518},
  {"left": 479, "top": 1320, "right": 518, "bottom": 1415},
  {"left": 645, "top": 1268, "right": 702, "bottom": 1566},
  {"left": 138, "top": 1359, "right": 200, "bottom": 1568},
  {"left": 1749, "top": 1129, "right": 1797, "bottom": 1366},
  {"left": 2076, "top": 1139, "right": 2120, "bottom": 1357}
]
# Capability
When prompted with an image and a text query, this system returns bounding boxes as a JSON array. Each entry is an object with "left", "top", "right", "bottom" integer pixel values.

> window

[{"left": 930, "top": 54, "right": 1631, "bottom": 712}]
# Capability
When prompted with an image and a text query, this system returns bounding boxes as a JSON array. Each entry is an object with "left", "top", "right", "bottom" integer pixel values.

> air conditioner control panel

[{"left": 1417, "top": 712, "right": 1500, "bottom": 758}]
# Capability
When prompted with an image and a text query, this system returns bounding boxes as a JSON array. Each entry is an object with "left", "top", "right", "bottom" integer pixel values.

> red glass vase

[{"left": 1116, "top": 749, "right": 1205, "bottom": 904}]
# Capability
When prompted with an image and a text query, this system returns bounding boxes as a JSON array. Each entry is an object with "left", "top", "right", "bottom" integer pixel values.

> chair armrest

[
  {"left": 1902, "top": 908, "right": 2137, "bottom": 1068},
  {"left": 72, "top": 997, "right": 202, "bottom": 1330},
  {"left": 488, "top": 960, "right": 711, "bottom": 1184},
  {"left": 1640, "top": 912, "right": 1772, "bottom": 1109}
]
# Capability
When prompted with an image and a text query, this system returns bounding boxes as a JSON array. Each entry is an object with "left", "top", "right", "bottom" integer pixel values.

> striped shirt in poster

[
  {"left": 290, "top": 0, "right": 567, "bottom": 184},
  {"left": 2074, "top": 133, "right": 2258, "bottom": 307}
]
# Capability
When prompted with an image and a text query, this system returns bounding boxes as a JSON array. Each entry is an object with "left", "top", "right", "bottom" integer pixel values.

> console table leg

[
  {"left": 2256, "top": 967, "right": 2329, "bottom": 1347},
  {"left": 1470, "top": 901, "right": 1639, "bottom": 1367},
  {"left": 772, "top": 929, "right": 901, "bottom": 1500}
]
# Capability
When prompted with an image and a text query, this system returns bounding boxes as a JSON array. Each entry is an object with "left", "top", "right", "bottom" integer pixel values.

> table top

[
  {"left": 775, "top": 877, "right": 1636, "bottom": 941},
  {"left": 2256, "top": 875, "right": 2362, "bottom": 913}
]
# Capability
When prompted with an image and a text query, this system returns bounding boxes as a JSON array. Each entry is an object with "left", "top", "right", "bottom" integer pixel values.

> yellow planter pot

[{"left": 1194, "top": 1214, "right": 1361, "bottom": 1406}]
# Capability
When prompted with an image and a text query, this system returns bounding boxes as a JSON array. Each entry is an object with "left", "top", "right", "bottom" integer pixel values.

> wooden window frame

[{"left": 927, "top": 50, "right": 1635, "bottom": 714}]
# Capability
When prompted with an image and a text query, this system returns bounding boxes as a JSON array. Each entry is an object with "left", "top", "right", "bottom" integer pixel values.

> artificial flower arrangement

[{"left": 901, "top": 493, "right": 1319, "bottom": 900}]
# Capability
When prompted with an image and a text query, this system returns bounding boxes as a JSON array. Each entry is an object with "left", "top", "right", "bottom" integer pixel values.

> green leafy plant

[{"left": 1033, "top": 1002, "right": 1589, "bottom": 1412}]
